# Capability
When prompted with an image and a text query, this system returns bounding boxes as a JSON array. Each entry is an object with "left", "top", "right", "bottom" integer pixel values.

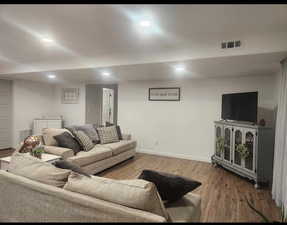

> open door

[{"left": 102, "top": 88, "right": 114, "bottom": 126}]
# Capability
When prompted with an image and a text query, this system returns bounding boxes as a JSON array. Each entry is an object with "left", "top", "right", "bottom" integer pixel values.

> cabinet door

[
  {"left": 233, "top": 128, "right": 244, "bottom": 167},
  {"left": 223, "top": 125, "right": 233, "bottom": 163},
  {"left": 242, "top": 129, "right": 256, "bottom": 172},
  {"left": 214, "top": 124, "right": 223, "bottom": 159}
]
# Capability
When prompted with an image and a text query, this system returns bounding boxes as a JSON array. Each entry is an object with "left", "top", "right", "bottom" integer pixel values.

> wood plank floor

[
  {"left": 0, "top": 148, "right": 15, "bottom": 158},
  {"left": 98, "top": 153, "right": 281, "bottom": 222},
  {"left": 0, "top": 149, "right": 280, "bottom": 222}
]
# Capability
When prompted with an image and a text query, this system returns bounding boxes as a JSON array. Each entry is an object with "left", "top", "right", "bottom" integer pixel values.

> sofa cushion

[
  {"left": 104, "top": 140, "right": 137, "bottom": 156},
  {"left": 73, "top": 130, "right": 95, "bottom": 152},
  {"left": 165, "top": 192, "right": 201, "bottom": 222},
  {"left": 8, "top": 152, "right": 71, "bottom": 188},
  {"left": 54, "top": 131, "right": 82, "bottom": 155},
  {"left": 66, "top": 146, "right": 113, "bottom": 167},
  {"left": 52, "top": 160, "right": 91, "bottom": 178},
  {"left": 63, "top": 173, "right": 169, "bottom": 220},
  {"left": 42, "top": 128, "right": 73, "bottom": 146},
  {"left": 96, "top": 126, "right": 119, "bottom": 144},
  {"left": 66, "top": 124, "right": 100, "bottom": 144}
]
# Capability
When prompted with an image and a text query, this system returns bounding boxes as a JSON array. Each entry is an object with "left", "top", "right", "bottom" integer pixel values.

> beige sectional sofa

[
  {"left": 42, "top": 128, "right": 136, "bottom": 174},
  {"left": 0, "top": 170, "right": 201, "bottom": 222}
]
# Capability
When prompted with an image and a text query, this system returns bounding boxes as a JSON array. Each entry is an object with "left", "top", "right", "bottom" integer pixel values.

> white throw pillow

[{"left": 8, "top": 152, "right": 71, "bottom": 187}]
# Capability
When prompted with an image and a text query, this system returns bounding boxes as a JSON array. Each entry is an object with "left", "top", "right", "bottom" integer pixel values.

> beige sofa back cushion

[
  {"left": 64, "top": 172, "right": 169, "bottom": 219},
  {"left": 43, "top": 128, "right": 73, "bottom": 146},
  {"left": 8, "top": 152, "right": 71, "bottom": 188}
]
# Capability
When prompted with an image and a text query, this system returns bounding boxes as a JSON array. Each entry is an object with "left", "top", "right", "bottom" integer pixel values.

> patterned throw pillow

[
  {"left": 73, "top": 130, "right": 95, "bottom": 152},
  {"left": 96, "top": 126, "right": 119, "bottom": 144},
  {"left": 65, "top": 124, "right": 100, "bottom": 144}
]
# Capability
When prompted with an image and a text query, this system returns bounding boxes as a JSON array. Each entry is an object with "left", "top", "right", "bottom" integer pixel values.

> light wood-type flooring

[{"left": 98, "top": 153, "right": 281, "bottom": 222}]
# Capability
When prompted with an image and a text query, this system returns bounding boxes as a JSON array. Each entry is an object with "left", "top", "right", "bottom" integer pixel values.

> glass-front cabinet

[
  {"left": 232, "top": 128, "right": 256, "bottom": 174},
  {"left": 215, "top": 124, "right": 223, "bottom": 159},
  {"left": 213, "top": 121, "right": 274, "bottom": 189},
  {"left": 223, "top": 126, "right": 233, "bottom": 163},
  {"left": 243, "top": 130, "right": 256, "bottom": 172},
  {"left": 233, "top": 128, "right": 243, "bottom": 167}
]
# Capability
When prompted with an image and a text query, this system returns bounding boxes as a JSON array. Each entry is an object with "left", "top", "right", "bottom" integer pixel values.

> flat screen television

[{"left": 221, "top": 92, "right": 258, "bottom": 123}]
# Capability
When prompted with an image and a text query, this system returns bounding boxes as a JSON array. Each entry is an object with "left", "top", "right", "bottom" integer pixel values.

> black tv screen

[{"left": 221, "top": 92, "right": 258, "bottom": 123}]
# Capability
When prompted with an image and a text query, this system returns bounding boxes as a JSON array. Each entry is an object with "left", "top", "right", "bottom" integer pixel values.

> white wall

[
  {"left": 11, "top": 80, "right": 87, "bottom": 148},
  {"left": 12, "top": 79, "right": 55, "bottom": 147},
  {"left": 52, "top": 83, "right": 86, "bottom": 127},
  {"left": 0, "top": 79, "right": 12, "bottom": 149},
  {"left": 118, "top": 74, "right": 278, "bottom": 162}
]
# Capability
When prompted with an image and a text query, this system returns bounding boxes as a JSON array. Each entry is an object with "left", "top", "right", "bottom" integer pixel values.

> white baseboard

[{"left": 136, "top": 148, "right": 211, "bottom": 163}]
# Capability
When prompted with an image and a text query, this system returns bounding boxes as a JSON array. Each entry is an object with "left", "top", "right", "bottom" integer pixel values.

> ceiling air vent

[{"left": 221, "top": 40, "right": 241, "bottom": 49}]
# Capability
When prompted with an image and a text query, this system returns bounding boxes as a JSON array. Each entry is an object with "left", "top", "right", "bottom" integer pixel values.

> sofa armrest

[
  {"left": 122, "top": 133, "right": 132, "bottom": 141},
  {"left": 43, "top": 145, "right": 74, "bottom": 160}
]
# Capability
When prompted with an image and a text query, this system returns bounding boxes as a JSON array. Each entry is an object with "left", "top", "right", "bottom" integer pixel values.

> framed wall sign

[
  {"left": 61, "top": 88, "right": 80, "bottom": 104},
  {"left": 148, "top": 87, "right": 180, "bottom": 101}
]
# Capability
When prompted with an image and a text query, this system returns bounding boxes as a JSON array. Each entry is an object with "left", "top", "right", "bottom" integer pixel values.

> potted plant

[
  {"left": 216, "top": 137, "right": 225, "bottom": 155},
  {"left": 236, "top": 143, "right": 249, "bottom": 159},
  {"left": 30, "top": 145, "right": 45, "bottom": 159}
]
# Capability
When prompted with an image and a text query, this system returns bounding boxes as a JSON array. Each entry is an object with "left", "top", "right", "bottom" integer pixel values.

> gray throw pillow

[
  {"left": 54, "top": 132, "right": 82, "bottom": 155},
  {"left": 73, "top": 130, "right": 95, "bottom": 152},
  {"left": 66, "top": 124, "right": 100, "bottom": 144}
]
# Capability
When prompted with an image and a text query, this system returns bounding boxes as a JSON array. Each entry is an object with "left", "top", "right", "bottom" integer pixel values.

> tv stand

[
  {"left": 212, "top": 120, "right": 274, "bottom": 189},
  {"left": 221, "top": 119, "right": 257, "bottom": 126}
]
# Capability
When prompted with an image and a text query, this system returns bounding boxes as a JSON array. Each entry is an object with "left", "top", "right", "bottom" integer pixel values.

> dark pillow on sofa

[
  {"left": 116, "top": 126, "right": 123, "bottom": 140},
  {"left": 52, "top": 160, "right": 91, "bottom": 178},
  {"left": 54, "top": 132, "right": 82, "bottom": 155},
  {"left": 138, "top": 169, "right": 201, "bottom": 203}
]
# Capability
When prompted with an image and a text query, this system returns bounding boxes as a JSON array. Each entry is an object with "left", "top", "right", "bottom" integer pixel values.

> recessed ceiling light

[
  {"left": 102, "top": 71, "right": 111, "bottom": 76},
  {"left": 139, "top": 20, "right": 151, "bottom": 27},
  {"left": 41, "top": 37, "right": 54, "bottom": 43},
  {"left": 48, "top": 74, "right": 56, "bottom": 79},
  {"left": 175, "top": 65, "right": 185, "bottom": 72}
]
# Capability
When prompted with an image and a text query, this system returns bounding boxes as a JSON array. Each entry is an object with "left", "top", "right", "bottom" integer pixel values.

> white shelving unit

[{"left": 33, "top": 118, "right": 63, "bottom": 135}]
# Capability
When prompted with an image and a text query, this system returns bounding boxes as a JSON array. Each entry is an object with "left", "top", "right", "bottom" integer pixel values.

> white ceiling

[{"left": 0, "top": 4, "right": 286, "bottom": 82}]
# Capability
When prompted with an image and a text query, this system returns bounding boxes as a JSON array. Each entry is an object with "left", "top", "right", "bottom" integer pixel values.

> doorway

[
  {"left": 102, "top": 88, "right": 114, "bottom": 126},
  {"left": 85, "top": 84, "right": 118, "bottom": 126}
]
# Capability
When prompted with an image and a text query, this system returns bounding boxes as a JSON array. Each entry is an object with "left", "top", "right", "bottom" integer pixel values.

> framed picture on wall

[
  {"left": 148, "top": 87, "right": 180, "bottom": 101},
  {"left": 61, "top": 88, "right": 80, "bottom": 104}
]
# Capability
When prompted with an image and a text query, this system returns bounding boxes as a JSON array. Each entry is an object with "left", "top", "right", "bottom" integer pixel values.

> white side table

[{"left": 0, "top": 153, "right": 61, "bottom": 171}]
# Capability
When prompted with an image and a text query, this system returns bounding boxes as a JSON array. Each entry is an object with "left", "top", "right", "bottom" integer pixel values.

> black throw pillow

[
  {"left": 138, "top": 169, "right": 201, "bottom": 203},
  {"left": 52, "top": 160, "right": 91, "bottom": 178},
  {"left": 54, "top": 132, "right": 82, "bottom": 155}
]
